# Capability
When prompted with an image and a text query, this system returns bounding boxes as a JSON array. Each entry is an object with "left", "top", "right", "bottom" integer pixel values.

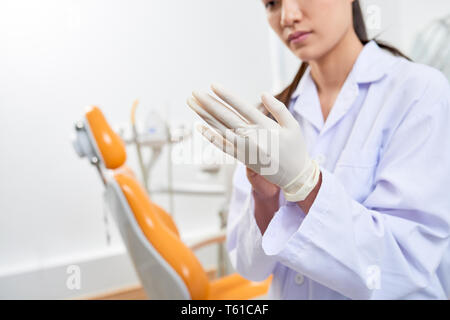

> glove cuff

[{"left": 282, "top": 160, "right": 321, "bottom": 202}]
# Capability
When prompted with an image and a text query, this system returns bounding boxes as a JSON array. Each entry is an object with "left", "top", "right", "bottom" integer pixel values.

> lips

[{"left": 288, "top": 31, "right": 311, "bottom": 42}]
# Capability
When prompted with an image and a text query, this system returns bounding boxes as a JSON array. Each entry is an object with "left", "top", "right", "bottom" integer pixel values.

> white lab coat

[{"left": 226, "top": 40, "right": 450, "bottom": 299}]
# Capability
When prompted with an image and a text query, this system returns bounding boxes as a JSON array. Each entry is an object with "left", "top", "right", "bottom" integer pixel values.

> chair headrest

[{"left": 74, "top": 106, "right": 127, "bottom": 169}]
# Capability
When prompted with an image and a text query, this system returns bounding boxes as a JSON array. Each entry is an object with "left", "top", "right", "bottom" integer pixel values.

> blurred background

[{"left": 0, "top": 0, "right": 449, "bottom": 299}]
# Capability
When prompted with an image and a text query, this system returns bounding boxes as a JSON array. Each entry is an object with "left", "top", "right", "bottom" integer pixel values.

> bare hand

[{"left": 246, "top": 167, "right": 280, "bottom": 200}]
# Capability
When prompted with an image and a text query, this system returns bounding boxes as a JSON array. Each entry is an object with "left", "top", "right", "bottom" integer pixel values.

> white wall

[{"left": 0, "top": 0, "right": 273, "bottom": 298}]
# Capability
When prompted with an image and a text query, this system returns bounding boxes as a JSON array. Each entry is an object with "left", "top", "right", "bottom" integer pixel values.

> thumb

[
  {"left": 260, "top": 93, "right": 297, "bottom": 128},
  {"left": 246, "top": 167, "right": 258, "bottom": 177}
]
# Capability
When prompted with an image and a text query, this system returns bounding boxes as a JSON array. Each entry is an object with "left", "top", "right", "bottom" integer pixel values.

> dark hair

[{"left": 274, "top": 0, "right": 411, "bottom": 106}]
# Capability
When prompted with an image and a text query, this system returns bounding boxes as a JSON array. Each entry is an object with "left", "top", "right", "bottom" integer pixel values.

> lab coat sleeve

[
  {"left": 226, "top": 163, "right": 278, "bottom": 281},
  {"left": 261, "top": 80, "right": 450, "bottom": 299}
]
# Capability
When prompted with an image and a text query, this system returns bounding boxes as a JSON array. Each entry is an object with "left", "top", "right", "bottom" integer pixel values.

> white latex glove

[{"left": 187, "top": 83, "right": 320, "bottom": 201}]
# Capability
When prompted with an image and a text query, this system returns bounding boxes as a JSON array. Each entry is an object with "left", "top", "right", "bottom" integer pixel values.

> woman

[{"left": 187, "top": 0, "right": 450, "bottom": 299}]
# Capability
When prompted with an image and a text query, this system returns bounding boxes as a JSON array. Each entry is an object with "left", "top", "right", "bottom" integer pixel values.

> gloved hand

[{"left": 187, "top": 83, "right": 320, "bottom": 202}]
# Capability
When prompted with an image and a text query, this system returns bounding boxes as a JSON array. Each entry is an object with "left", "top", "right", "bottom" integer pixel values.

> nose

[{"left": 280, "top": 0, "right": 302, "bottom": 28}]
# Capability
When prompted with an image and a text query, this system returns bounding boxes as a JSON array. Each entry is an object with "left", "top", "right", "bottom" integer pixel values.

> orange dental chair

[{"left": 72, "top": 106, "right": 272, "bottom": 300}]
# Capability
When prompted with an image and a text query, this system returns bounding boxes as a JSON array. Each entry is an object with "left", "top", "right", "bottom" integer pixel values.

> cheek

[
  {"left": 311, "top": 1, "right": 349, "bottom": 36},
  {"left": 267, "top": 13, "right": 284, "bottom": 40},
  {"left": 308, "top": 1, "right": 352, "bottom": 48}
]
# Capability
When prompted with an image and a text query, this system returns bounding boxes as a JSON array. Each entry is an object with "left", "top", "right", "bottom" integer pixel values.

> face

[{"left": 262, "top": 0, "right": 355, "bottom": 61}]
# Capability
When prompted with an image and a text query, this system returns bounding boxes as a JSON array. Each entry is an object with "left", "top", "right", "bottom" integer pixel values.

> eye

[{"left": 265, "top": 1, "right": 278, "bottom": 10}]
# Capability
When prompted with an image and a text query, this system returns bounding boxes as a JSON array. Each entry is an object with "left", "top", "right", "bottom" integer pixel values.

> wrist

[
  {"left": 296, "top": 170, "right": 322, "bottom": 214},
  {"left": 252, "top": 187, "right": 280, "bottom": 203},
  {"left": 252, "top": 188, "right": 280, "bottom": 236},
  {"left": 282, "top": 160, "right": 320, "bottom": 202}
]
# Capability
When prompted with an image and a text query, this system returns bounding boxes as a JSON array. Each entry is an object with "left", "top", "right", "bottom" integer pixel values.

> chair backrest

[
  {"left": 74, "top": 106, "right": 210, "bottom": 298},
  {"left": 110, "top": 173, "right": 210, "bottom": 299}
]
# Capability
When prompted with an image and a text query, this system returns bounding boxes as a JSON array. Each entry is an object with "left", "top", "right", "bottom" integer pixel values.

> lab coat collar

[
  {"left": 291, "top": 40, "right": 392, "bottom": 101},
  {"left": 290, "top": 40, "right": 394, "bottom": 133},
  {"left": 352, "top": 40, "right": 394, "bottom": 84}
]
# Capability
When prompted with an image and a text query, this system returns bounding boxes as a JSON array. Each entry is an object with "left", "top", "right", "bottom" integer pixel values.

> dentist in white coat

[{"left": 187, "top": 0, "right": 450, "bottom": 299}]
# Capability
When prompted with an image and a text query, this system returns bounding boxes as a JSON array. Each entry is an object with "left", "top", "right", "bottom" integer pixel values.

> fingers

[
  {"left": 188, "top": 97, "right": 244, "bottom": 151},
  {"left": 211, "top": 83, "right": 276, "bottom": 129},
  {"left": 187, "top": 97, "right": 229, "bottom": 136},
  {"left": 196, "top": 122, "right": 263, "bottom": 171},
  {"left": 246, "top": 167, "right": 258, "bottom": 178},
  {"left": 191, "top": 90, "right": 248, "bottom": 130},
  {"left": 195, "top": 123, "right": 236, "bottom": 158},
  {"left": 187, "top": 85, "right": 288, "bottom": 171},
  {"left": 261, "top": 92, "right": 297, "bottom": 128}
]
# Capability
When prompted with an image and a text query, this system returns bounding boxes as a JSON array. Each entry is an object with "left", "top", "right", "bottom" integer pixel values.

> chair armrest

[{"left": 189, "top": 229, "right": 226, "bottom": 251}]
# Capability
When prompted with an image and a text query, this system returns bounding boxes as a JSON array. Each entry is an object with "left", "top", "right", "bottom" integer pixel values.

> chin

[
  {"left": 291, "top": 46, "right": 318, "bottom": 62},
  {"left": 291, "top": 40, "right": 331, "bottom": 63}
]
